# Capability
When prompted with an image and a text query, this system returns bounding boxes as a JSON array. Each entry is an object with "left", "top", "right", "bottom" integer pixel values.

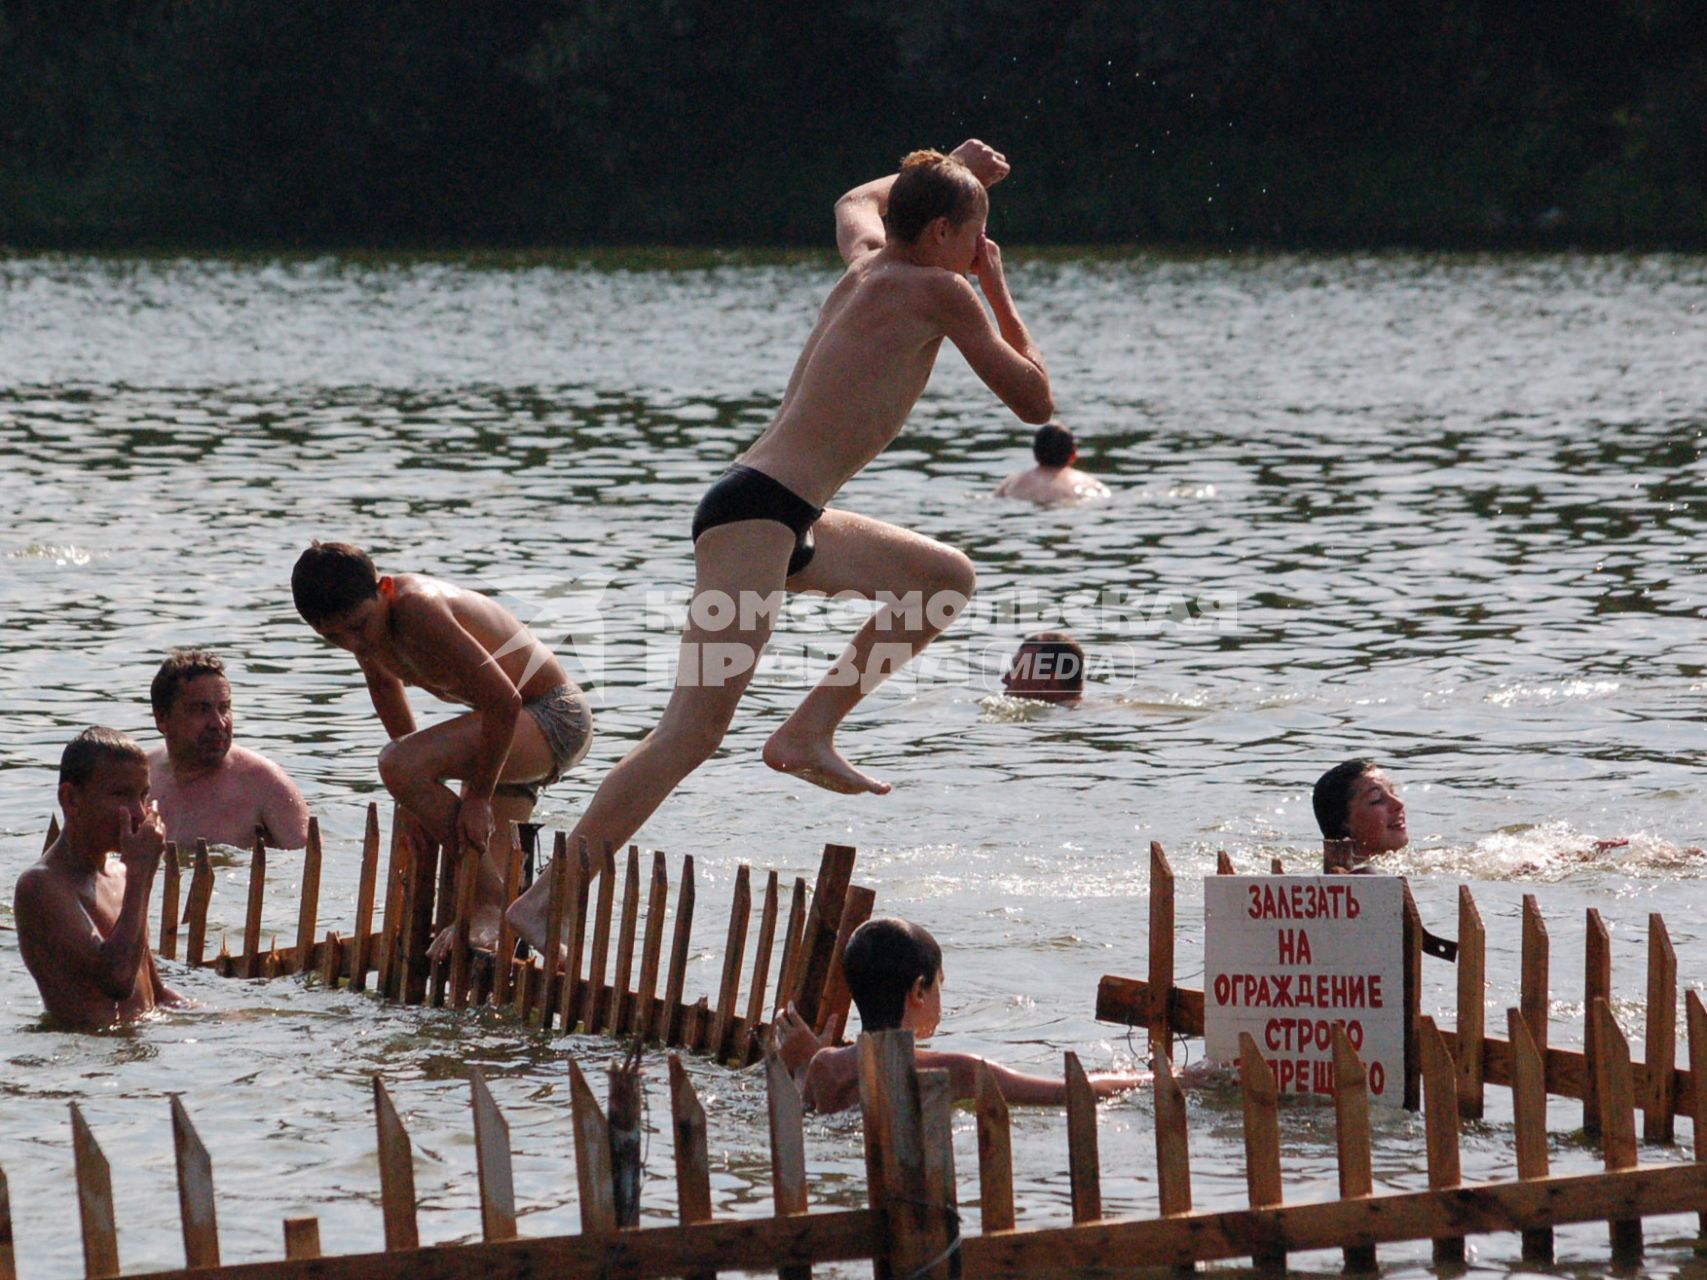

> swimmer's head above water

[
  {"left": 1032, "top": 422, "right": 1076, "bottom": 469},
  {"left": 151, "top": 648, "right": 232, "bottom": 770},
  {"left": 292, "top": 540, "right": 392, "bottom": 657},
  {"left": 844, "top": 916, "right": 944, "bottom": 1037},
  {"left": 1314, "top": 758, "right": 1408, "bottom": 867},
  {"left": 883, "top": 150, "right": 990, "bottom": 274},
  {"left": 1002, "top": 631, "right": 1085, "bottom": 704}
]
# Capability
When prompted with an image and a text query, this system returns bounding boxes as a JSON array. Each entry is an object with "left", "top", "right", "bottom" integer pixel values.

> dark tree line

[{"left": 2, "top": 0, "right": 1703, "bottom": 248}]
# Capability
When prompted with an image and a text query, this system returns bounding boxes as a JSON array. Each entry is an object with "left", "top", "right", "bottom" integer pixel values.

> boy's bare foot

[
  {"left": 504, "top": 879, "right": 553, "bottom": 954},
  {"left": 763, "top": 729, "right": 891, "bottom": 796},
  {"left": 426, "top": 903, "right": 503, "bottom": 962}
]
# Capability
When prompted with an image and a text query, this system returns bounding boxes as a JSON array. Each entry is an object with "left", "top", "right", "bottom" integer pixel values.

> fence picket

[
  {"left": 609, "top": 847, "right": 641, "bottom": 1033},
  {"left": 1235, "top": 1032, "right": 1284, "bottom": 1270},
  {"left": 1583, "top": 907, "right": 1611, "bottom": 1135},
  {"left": 1330, "top": 1028, "right": 1376, "bottom": 1273},
  {"left": 160, "top": 841, "right": 182, "bottom": 962},
  {"left": 1508, "top": 1008, "right": 1553, "bottom": 1264},
  {"left": 1592, "top": 998, "right": 1642, "bottom": 1263},
  {"left": 568, "top": 1060, "right": 617, "bottom": 1235},
  {"left": 69, "top": 1104, "right": 118, "bottom": 1280},
  {"left": 1149, "top": 843, "right": 1176, "bottom": 1061},
  {"left": 1643, "top": 912, "right": 1677, "bottom": 1141},
  {"left": 469, "top": 1070, "right": 517, "bottom": 1242},
  {"left": 1456, "top": 885, "right": 1486, "bottom": 1118},
  {"left": 170, "top": 1096, "right": 220, "bottom": 1268},
  {"left": 1419, "top": 1016, "right": 1464, "bottom": 1264},
  {"left": 974, "top": 1061, "right": 1015, "bottom": 1234},
  {"left": 372, "top": 1078, "right": 419, "bottom": 1251}
]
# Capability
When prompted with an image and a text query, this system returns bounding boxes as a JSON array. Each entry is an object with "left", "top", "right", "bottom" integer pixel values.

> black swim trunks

[{"left": 691, "top": 463, "right": 823, "bottom": 578}]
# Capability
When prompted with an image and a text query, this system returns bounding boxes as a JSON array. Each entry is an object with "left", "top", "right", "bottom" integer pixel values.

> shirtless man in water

[
  {"left": 292, "top": 542, "right": 592, "bottom": 956},
  {"left": 14, "top": 727, "right": 186, "bottom": 1027},
  {"left": 509, "top": 139, "right": 1051, "bottom": 951}
]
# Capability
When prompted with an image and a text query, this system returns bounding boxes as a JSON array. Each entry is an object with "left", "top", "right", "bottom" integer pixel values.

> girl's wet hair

[
  {"left": 843, "top": 917, "right": 943, "bottom": 1031},
  {"left": 883, "top": 150, "right": 987, "bottom": 244},
  {"left": 1313, "top": 758, "right": 1377, "bottom": 840}
]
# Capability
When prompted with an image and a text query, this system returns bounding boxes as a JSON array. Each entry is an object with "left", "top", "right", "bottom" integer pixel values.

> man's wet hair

[
  {"left": 843, "top": 917, "right": 943, "bottom": 1031},
  {"left": 150, "top": 649, "right": 226, "bottom": 719},
  {"left": 1011, "top": 631, "right": 1085, "bottom": 692},
  {"left": 1313, "top": 758, "right": 1377, "bottom": 840},
  {"left": 60, "top": 727, "right": 146, "bottom": 788},
  {"left": 292, "top": 541, "right": 381, "bottom": 627},
  {"left": 884, "top": 150, "right": 987, "bottom": 244},
  {"left": 1032, "top": 422, "right": 1075, "bottom": 468}
]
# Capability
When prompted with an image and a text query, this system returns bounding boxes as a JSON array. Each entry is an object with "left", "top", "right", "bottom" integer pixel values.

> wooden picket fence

[
  {"left": 9, "top": 1018, "right": 1707, "bottom": 1280},
  {"left": 41, "top": 807, "right": 874, "bottom": 1065}
]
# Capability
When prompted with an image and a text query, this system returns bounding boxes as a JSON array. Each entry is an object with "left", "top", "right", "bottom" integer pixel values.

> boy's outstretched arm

[
  {"left": 918, "top": 1050, "right": 1148, "bottom": 1105},
  {"left": 935, "top": 247, "right": 1054, "bottom": 424},
  {"left": 834, "top": 175, "right": 895, "bottom": 263}
]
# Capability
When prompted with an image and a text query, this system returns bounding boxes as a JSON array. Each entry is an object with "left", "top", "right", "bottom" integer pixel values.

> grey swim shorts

[{"left": 496, "top": 683, "right": 592, "bottom": 804}]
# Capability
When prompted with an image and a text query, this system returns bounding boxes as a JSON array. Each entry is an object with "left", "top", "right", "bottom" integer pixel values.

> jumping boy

[
  {"left": 509, "top": 139, "right": 1051, "bottom": 952},
  {"left": 292, "top": 542, "right": 593, "bottom": 956},
  {"left": 776, "top": 917, "right": 1152, "bottom": 1114}
]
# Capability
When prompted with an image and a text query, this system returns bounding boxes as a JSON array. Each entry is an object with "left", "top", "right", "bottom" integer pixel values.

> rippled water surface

[{"left": 2, "top": 250, "right": 1706, "bottom": 1276}]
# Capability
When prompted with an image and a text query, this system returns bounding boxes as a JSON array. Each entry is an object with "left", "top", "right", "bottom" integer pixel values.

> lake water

[{"left": 2, "top": 248, "right": 1706, "bottom": 1277}]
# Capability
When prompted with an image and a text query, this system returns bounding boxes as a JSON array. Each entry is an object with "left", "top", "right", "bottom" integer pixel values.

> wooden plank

[
  {"left": 775, "top": 875, "right": 809, "bottom": 1017},
  {"left": 317, "top": 932, "right": 341, "bottom": 987},
  {"left": 290, "top": 818, "right": 323, "bottom": 977},
  {"left": 493, "top": 824, "right": 524, "bottom": 1007},
  {"left": 1593, "top": 998, "right": 1642, "bottom": 1262},
  {"left": 511, "top": 959, "right": 533, "bottom": 1024},
  {"left": 372, "top": 1077, "right": 419, "bottom": 1251},
  {"left": 558, "top": 840, "right": 592, "bottom": 1033},
  {"left": 348, "top": 804, "right": 380, "bottom": 991},
  {"left": 1095, "top": 975, "right": 1205, "bottom": 1035},
  {"left": 739, "top": 869, "right": 781, "bottom": 1065},
  {"left": 683, "top": 996, "right": 710, "bottom": 1054},
  {"left": 170, "top": 1095, "right": 220, "bottom": 1268},
  {"left": 708, "top": 864, "right": 753, "bottom": 1062},
  {"left": 428, "top": 822, "right": 462, "bottom": 1007},
  {"left": 127, "top": 1208, "right": 879, "bottom": 1280},
  {"left": 974, "top": 1061, "right": 1015, "bottom": 1234},
  {"left": 1064, "top": 1052, "right": 1102, "bottom": 1224},
  {"left": 185, "top": 840, "right": 214, "bottom": 968},
  {"left": 1521, "top": 894, "right": 1549, "bottom": 1058},
  {"left": 262, "top": 939, "right": 282, "bottom": 979},
  {"left": 70, "top": 1103, "right": 118, "bottom": 1279},
  {"left": 0, "top": 1165, "right": 15, "bottom": 1280},
  {"left": 1508, "top": 1008, "right": 1553, "bottom": 1264},
  {"left": 568, "top": 1059, "right": 617, "bottom": 1235},
  {"left": 667, "top": 1053, "right": 716, "bottom": 1280},
  {"left": 242, "top": 830, "right": 267, "bottom": 979},
  {"left": 814, "top": 884, "right": 876, "bottom": 1041},
  {"left": 1215, "top": 849, "right": 1235, "bottom": 875},
  {"left": 1330, "top": 1028, "right": 1376, "bottom": 1273},
  {"left": 159, "top": 841, "right": 181, "bottom": 961},
  {"left": 469, "top": 1070, "right": 518, "bottom": 1242},
  {"left": 400, "top": 807, "right": 441, "bottom": 1005},
  {"left": 1401, "top": 883, "right": 1423, "bottom": 1111},
  {"left": 609, "top": 846, "right": 642, "bottom": 1033},
  {"left": 1689, "top": 989, "right": 1707, "bottom": 1235},
  {"left": 608, "top": 1043, "right": 644, "bottom": 1229},
  {"left": 581, "top": 843, "right": 619, "bottom": 1032},
  {"left": 375, "top": 805, "right": 411, "bottom": 997},
  {"left": 1235, "top": 1032, "right": 1284, "bottom": 1269},
  {"left": 765, "top": 1041, "right": 810, "bottom": 1213},
  {"left": 1456, "top": 884, "right": 1486, "bottom": 1119},
  {"left": 1148, "top": 842, "right": 1176, "bottom": 1062},
  {"left": 450, "top": 829, "right": 482, "bottom": 1011},
  {"left": 660, "top": 856, "right": 696, "bottom": 1046},
  {"left": 1419, "top": 1016, "right": 1464, "bottom": 1264},
  {"left": 791, "top": 843, "right": 857, "bottom": 1028},
  {"left": 859, "top": 1030, "right": 946, "bottom": 1280},
  {"left": 1153, "top": 1049, "right": 1192, "bottom": 1226},
  {"left": 1269, "top": 856, "right": 1284, "bottom": 874},
  {"left": 956, "top": 1163, "right": 1707, "bottom": 1276},
  {"left": 633, "top": 851, "right": 670, "bottom": 1039},
  {"left": 281, "top": 1219, "right": 321, "bottom": 1260},
  {"left": 1643, "top": 912, "right": 1677, "bottom": 1141},
  {"left": 538, "top": 833, "right": 570, "bottom": 1033},
  {"left": 917, "top": 1067, "right": 959, "bottom": 1275},
  {"left": 1583, "top": 907, "right": 1611, "bottom": 1135}
]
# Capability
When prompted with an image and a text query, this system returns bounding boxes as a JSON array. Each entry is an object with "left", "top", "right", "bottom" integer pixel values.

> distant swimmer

[
  {"left": 14, "top": 728, "right": 187, "bottom": 1027},
  {"left": 292, "top": 542, "right": 593, "bottom": 959},
  {"left": 507, "top": 140, "right": 1053, "bottom": 954},
  {"left": 994, "top": 422, "right": 1109, "bottom": 505},
  {"left": 1314, "top": 758, "right": 1409, "bottom": 874},
  {"left": 1000, "top": 631, "right": 1086, "bottom": 704},
  {"left": 147, "top": 648, "right": 310, "bottom": 850}
]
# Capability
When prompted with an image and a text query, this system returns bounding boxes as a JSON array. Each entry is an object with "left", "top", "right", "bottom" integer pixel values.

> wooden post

[
  {"left": 1401, "top": 883, "right": 1424, "bottom": 1111},
  {"left": 169, "top": 1096, "right": 219, "bottom": 1269},
  {"left": 69, "top": 1103, "right": 118, "bottom": 1280},
  {"left": 1152, "top": 1050, "right": 1193, "bottom": 1278},
  {"left": 1269, "top": 856, "right": 1284, "bottom": 874},
  {"left": 399, "top": 807, "right": 440, "bottom": 1006},
  {"left": 1687, "top": 990, "right": 1707, "bottom": 1236},
  {"left": 317, "top": 932, "right": 341, "bottom": 987},
  {"left": 375, "top": 806, "right": 411, "bottom": 998},
  {"left": 1236, "top": 1032, "right": 1284, "bottom": 1270},
  {"left": 859, "top": 1030, "right": 951, "bottom": 1280},
  {"left": 1216, "top": 850, "right": 1235, "bottom": 875},
  {"left": 764, "top": 1042, "right": 811, "bottom": 1280},
  {"left": 449, "top": 830, "right": 481, "bottom": 1010},
  {"left": 493, "top": 824, "right": 524, "bottom": 1007},
  {"left": 1520, "top": 894, "right": 1549, "bottom": 1061},
  {"left": 0, "top": 1166, "right": 15, "bottom": 1280},
  {"left": 290, "top": 818, "right": 323, "bottom": 977},
  {"left": 815, "top": 883, "right": 877, "bottom": 1041},
  {"left": 1643, "top": 912, "right": 1677, "bottom": 1141},
  {"left": 580, "top": 842, "right": 618, "bottom": 1032},
  {"left": 633, "top": 851, "right": 670, "bottom": 1038},
  {"left": 608, "top": 1041, "right": 644, "bottom": 1229},
  {"left": 1593, "top": 998, "right": 1643, "bottom": 1262},
  {"left": 739, "top": 870, "right": 781, "bottom": 1063},
  {"left": 1584, "top": 907, "right": 1611, "bottom": 1135},
  {"left": 660, "top": 855, "right": 696, "bottom": 1046},
  {"left": 538, "top": 833, "right": 570, "bottom": 1033},
  {"left": 1064, "top": 1052, "right": 1102, "bottom": 1224},
  {"left": 667, "top": 1054, "right": 714, "bottom": 1280},
  {"left": 348, "top": 806, "right": 380, "bottom": 991},
  {"left": 159, "top": 841, "right": 181, "bottom": 961},
  {"left": 1419, "top": 1017, "right": 1464, "bottom": 1264},
  {"left": 281, "top": 1218, "right": 321, "bottom": 1260},
  {"left": 468, "top": 1070, "right": 517, "bottom": 1242},
  {"left": 776, "top": 875, "right": 808, "bottom": 1016},
  {"left": 708, "top": 864, "right": 753, "bottom": 1063},
  {"left": 791, "top": 843, "right": 857, "bottom": 1028},
  {"left": 567, "top": 1060, "right": 617, "bottom": 1235},
  {"left": 609, "top": 846, "right": 642, "bottom": 1033},
  {"left": 558, "top": 840, "right": 592, "bottom": 1033},
  {"left": 372, "top": 1078, "right": 419, "bottom": 1251},
  {"left": 1455, "top": 884, "right": 1486, "bottom": 1119},
  {"left": 974, "top": 1061, "right": 1015, "bottom": 1234},
  {"left": 917, "top": 1067, "right": 960, "bottom": 1268},
  {"left": 1508, "top": 1008, "right": 1553, "bottom": 1264},
  {"left": 1149, "top": 842, "right": 1176, "bottom": 1062},
  {"left": 185, "top": 840, "right": 213, "bottom": 969},
  {"left": 242, "top": 830, "right": 267, "bottom": 979},
  {"left": 1330, "top": 1028, "right": 1376, "bottom": 1273}
]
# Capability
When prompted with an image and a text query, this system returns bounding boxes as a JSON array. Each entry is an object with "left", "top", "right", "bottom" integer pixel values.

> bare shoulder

[
  {"left": 389, "top": 578, "right": 459, "bottom": 634},
  {"left": 226, "top": 745, "right": 299, "bottom": 789},
  {"left": 13, "top": 857, "right": 75, "bottom": 918}
]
